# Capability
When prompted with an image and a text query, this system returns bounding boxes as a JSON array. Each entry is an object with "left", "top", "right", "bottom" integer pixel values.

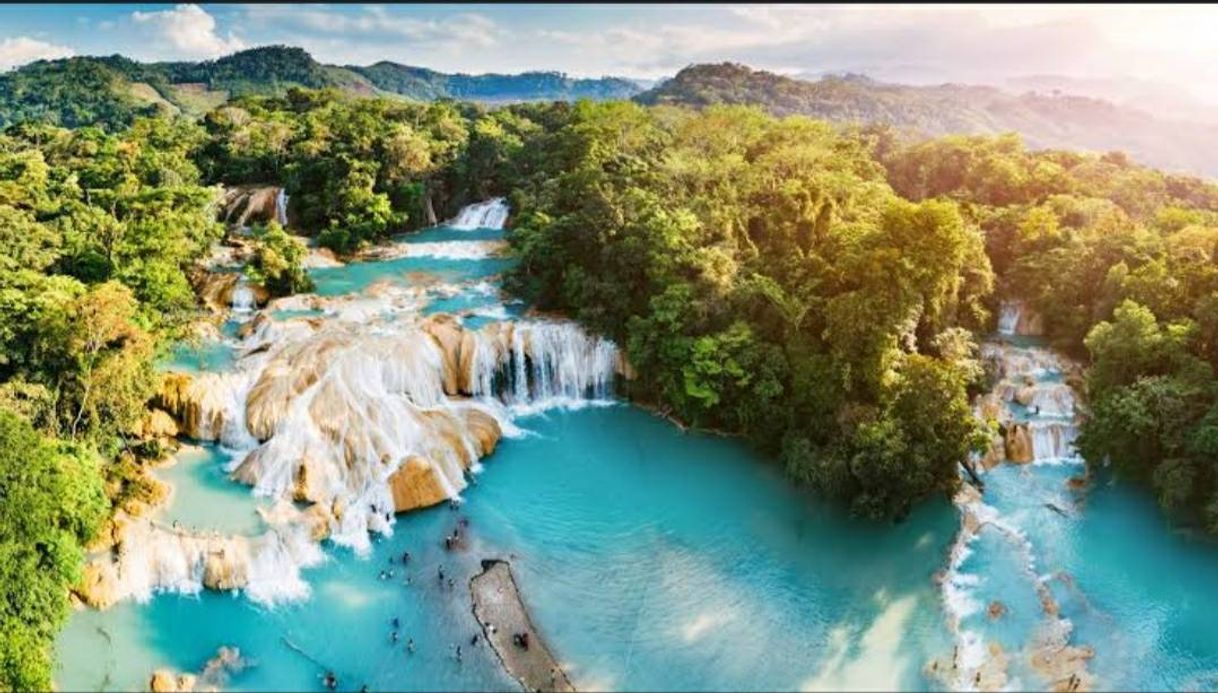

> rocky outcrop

[
  {"left": 387, "top": 455, "right": 449, "bottom": 512},
  {"left": 220, "top": 186, "right": 286, "bottom": 228},
  {"left": 158, "top": 372, "right": 224, "bottom": 441},
  {"left": 471, "top": 560, "right": 575, "bottom": 693},
  {"left": 121, "top": 310, "right": 614, "bottom": 607},
  {"left": 1004, "top": 423, "right": 1035, "bottom": 464},
  {"left": 149, "top": 670, "right": 196, "bottom": 693},
  {"left": 144, "top": 409, "right": 180, "bottom": 440},
  {"left": 189, "top": 270, "right": 270, "bottom": 314},
  {"left": 1017, "top": 308, "right": 1045, "bottom": 336},
  {"left": 302, "top": 246, "right": 343, "bottom": 269},
  {"left": 77, "top": 559, "right": 123, "bottom": 610}
]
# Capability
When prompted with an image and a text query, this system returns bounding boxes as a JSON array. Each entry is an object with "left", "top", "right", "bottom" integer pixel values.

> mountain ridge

[{"left": 636, "top": 62, "right": 1218, "bottom": 177}]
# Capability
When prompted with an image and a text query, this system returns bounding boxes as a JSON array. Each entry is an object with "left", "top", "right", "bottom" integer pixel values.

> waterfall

[
  {"left": 449, "top": 198, "right": 510, "bottom": 230},
  {"left": 466, "top": 321, "right": 620, "bottom": 411},
  {"left": 231, "top": 276, "right": 256, "bottom": 314},
  {"left": 997, "top": 301, "right": 1020, "bottom": 335},
  {"left": 1029, "top": 420, "right": 1079, "bottom": 462},
  {"left": 275, "top": 188, "right": 288, "bottom": 227},
  {"left": 1026, "top": 383, "right": 1076, "bottom": 418}
]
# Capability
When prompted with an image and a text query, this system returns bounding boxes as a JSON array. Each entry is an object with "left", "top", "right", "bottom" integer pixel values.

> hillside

[
  {"left": 0, "top": 46, "right": 644, "bottom": 130},
  {"left": 637, "top": 63, "right": 1218, "bottom": 177},
  {"left": 348, "top": 62, "right": 642, "bottom": 103}
]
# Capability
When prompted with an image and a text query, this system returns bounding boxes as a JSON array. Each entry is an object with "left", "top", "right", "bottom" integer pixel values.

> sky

[{"left": 1, "top": 3, "right": 1216, "bottom": 105}]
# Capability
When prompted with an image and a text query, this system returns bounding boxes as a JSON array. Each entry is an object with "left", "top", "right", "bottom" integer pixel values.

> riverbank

[{"left": 471, "top": 560, "right": 574, "bottom": 693}]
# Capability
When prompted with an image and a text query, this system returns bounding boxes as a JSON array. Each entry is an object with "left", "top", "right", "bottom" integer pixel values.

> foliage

[
  {"left": 636, "top": 62, "right": 1218, "bottom": 178},
  {"left": 503, "top": 103, "right": 993, "bottom": 519},
  {"left": 246, "top": 222, "right": 315, "bottom": 296},
  {"left": 0, "top": 411, "right": 107, "bottom": 691}
]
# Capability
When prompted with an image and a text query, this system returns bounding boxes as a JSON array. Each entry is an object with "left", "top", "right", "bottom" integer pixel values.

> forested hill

[
  {"left": 636, "top": 63, "right": 1218, "bottom": 178},
  {"left": 0, "top": 45, "right": 644, "bottom": 130},
  {"left": 346, "top": 61, "right": 641, "bottom": 103}
]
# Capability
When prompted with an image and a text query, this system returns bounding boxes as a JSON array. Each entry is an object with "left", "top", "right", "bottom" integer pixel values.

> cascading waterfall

[
  {"left": 465, "top": 321, "right": 620, "bottom": 411},
  {"left": 1029, "top": 420, "right": 1079, "bottom": 463},
  {"left": 231, "top": 276, "right": 256, "bottom": 314},
  {"left": 275, "top": 188, "right": 288, "bottom": 227},
  {"left": 103, "top": 196, "right": 621, "bottom": 608},
  {"left": 935, "top": 329, "right": 1093, "bottom": 690},
  {"left": 449, "top": 197, "right": 510, "bottom": 230},
  {"left": 135, "top": 308, "right": 622, "bottom": 605},
  {"left": 997, "top": 301, "right": 1021, "bottom": 335}
]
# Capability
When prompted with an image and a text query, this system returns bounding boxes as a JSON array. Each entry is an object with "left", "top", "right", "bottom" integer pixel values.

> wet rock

[
  {"left": 148, "top": 645, "right": 244, "bottom": 693},
  {"left": 980, "top": 430, "right": 1006, "bottom": 470},
  {"left": 189, "top": 269, "right": 269, "bottom": 314},
  {"left": 421, "top": 314, "right": 466, "bottom": 396},
  {"left": 388, "top": 455, "right": 449, "bottom": 512},
  {"left": 202, "top": 540, "right": 251, "bottom": 591},
  {"left": 1004, "top": 423, "right": 1034, "bottom": 464},
  {"left": 302, "top": 246, "right": 343, "bottom": 269},
  {"left": 149, "top": 669, "right": 196, "bottom": 693},
  {"left": 144, "top": 409, "right": 180, "bottom": 440},
  {"left": 76, "top": 560, "right": 122, "bottom": 610}
]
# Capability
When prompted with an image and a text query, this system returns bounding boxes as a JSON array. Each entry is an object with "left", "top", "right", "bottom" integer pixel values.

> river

[{"left": 55, "top": 201, "right": 1218, "bottom": 692}]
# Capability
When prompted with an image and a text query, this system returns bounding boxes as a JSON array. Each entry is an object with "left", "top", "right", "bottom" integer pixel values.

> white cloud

[
  {"left": 131, "top": 4, "right": 244, "bottom": 59},
  {"left": 241, "top": 5, "right": 501, "bottom": 51},
  {"left": 0, "top": 36, "right": 74, "bottom": 71}
]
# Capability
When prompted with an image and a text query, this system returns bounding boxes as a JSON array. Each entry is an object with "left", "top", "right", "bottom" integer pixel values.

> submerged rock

[
  {"left": 148, "top": 645, "right": 245, "bottom": 693},
  {"left": 149, "top": 670, "right": 196, "bottom": 693}
]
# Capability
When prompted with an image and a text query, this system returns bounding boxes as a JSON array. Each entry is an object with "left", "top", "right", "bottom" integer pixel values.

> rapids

[{"left": 56, "top": 205, "right": 1218, "bottom": 692}]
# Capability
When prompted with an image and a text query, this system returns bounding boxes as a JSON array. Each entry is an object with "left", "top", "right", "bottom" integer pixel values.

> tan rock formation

[
  {"left": 220, "top": 186, "right": 285, "bottom": 228},
  {"left": 1004, "top": 423, "right": 1034, "bottom": 464},
  {"left": 387, "top": 455, "right": 450, "bottom": 512},
  {"left": 189, "top": 269, "right": 270, "bottom": 314},
  {"left": 144, "top": 409, "right": 180, "bottom": 440},
  {"left": 149, "top": 670, "right": 196, "bottom": 693},
  {"left": 422, "top": 314, "right": 466, "bottom": 395},
  {"left": 148, "top": 646, "right": 245, "bottom": 693},
  {"left": 76, "top": 560, "right": 122, "bottom": 610},
  {"left": 194, "top": 272, "right": 239, "bottom": 314}
]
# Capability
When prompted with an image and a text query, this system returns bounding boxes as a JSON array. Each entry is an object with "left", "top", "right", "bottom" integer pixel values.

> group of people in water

[{"left": 321, "top": 500, "right": 500, "bottom": 689}]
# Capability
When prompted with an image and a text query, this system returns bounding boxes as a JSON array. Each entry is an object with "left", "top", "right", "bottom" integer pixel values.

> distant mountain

[
  {"left": 347, "top": 61, "right": 641, "bottom": 103},
  {"left": 0, "top": 46, "right": 645, "bottom": 129},
  {"left": 1004, "top": 74, "right": 1218, "bottom": 126},
  {"left": 637, "top": 63, "right": 1218, "bottom": 178}
]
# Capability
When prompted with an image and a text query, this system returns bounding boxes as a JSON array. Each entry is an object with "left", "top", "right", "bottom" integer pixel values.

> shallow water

[{"left": 56, "top": 206, "right": 1218, "bottom": 692}]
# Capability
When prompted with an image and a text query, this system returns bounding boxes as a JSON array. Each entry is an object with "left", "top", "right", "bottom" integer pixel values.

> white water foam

[{"left": 449, "top": 197, "right": 509, "bottom": 230}]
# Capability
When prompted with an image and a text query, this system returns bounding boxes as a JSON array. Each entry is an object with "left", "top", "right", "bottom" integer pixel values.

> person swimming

[
  {"left": 407, "top": 638, "right": 415, "bottom": 654},
  {"left": 323, "top": 671, "right": 337, "bottom": 690},
  {"left": 391, "top": 617, "right": 400, "bottom": 629}
]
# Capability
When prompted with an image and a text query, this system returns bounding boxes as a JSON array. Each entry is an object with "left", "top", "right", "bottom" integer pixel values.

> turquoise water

[
  {"left": 55, "top": 211, "right": 1218, "bottom": 692},
  {"left": 58, "top": 407, "right": 957, "bottom": 692},
  {"left": 152, "top": 444, "right": 265, "bottom": 536}
]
